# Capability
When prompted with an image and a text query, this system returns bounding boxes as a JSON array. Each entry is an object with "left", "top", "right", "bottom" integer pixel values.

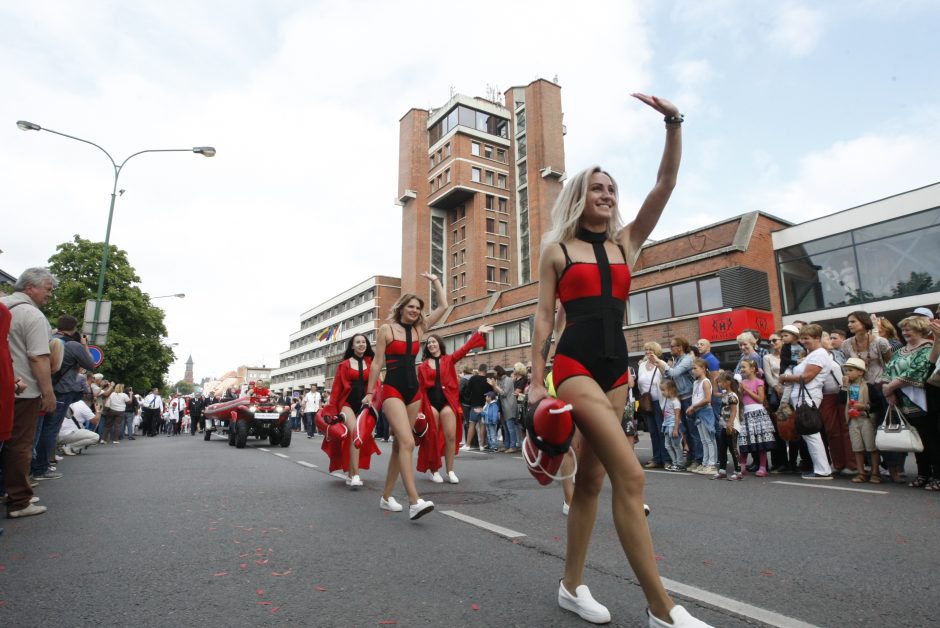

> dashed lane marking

[
  {"left": 296, "top": 461, "right": 318, "bottom": 469},
  {"left": 440, "top": 510, "right": 526, "bottom": 539},
  {"left": 644, "top": 469, "right": 692, "bottom": 476},
  {"left": 258, "top": 448, "right": 270, "bottom": 452},
  {"left": 771, "top": 480, "right": 888, "bottom": 495},
  {"left": 274, "top": 453, "right": 289, "bottom": 459},
  {"left": 660, "top": 576, "right": 822, "bottom": 628}
]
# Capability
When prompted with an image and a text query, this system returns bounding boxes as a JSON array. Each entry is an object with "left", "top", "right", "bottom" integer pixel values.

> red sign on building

[{"left": 698, "top": 309, "right": 776, "bottom": 343}]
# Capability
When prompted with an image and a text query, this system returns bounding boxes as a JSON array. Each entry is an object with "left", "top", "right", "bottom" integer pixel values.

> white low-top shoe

[
  {"left": 648, "top": 605, "right": 714, "bottom": 627},
  {"left": 558, "top": 580, "right": 610, "bottom": 624},
  {"left": 409, "top": 498, "right": 434, "bottom": 521},
  {"left": 348, "top": 475, "right": 363, "bottom": 488},
  {"left": 428, "top": 470, "right": 444, "bottom": 483},
  {"left": 447, "top": 471, "right": 459, "bottom": 484},
  {"left": 380, "top": 496, "right": 403, "bottom": 512}
]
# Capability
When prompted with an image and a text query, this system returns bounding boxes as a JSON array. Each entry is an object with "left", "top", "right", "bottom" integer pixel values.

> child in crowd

[
  {"left": 715, "top": 371, "right": 742, "bottom": 480},
  {"left": 738, "top": 359, "right": 777, "bottom": 477},
  {"left": 686, "top": 359, "right": 717, "bottom": 475},
  {"left": 842, "top": 358, "right": 881, "bottom": 484},
  {"left": 483, "top": 391, "right": 500, "bottom": 453},
  {"left": 659, "top": 379, "right": 685, "bottom": 471}
]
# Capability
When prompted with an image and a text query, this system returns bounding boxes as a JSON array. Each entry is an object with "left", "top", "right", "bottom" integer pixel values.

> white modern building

[
  {"left": 773, "top": 181, "right": 940, "bottom": 326},
  {"left": 270, "top": 276, "right": 401, "bottom": 393}
]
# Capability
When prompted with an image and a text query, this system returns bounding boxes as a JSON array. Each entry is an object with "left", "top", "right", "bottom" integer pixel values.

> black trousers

[{"left": 717, "top": 428, "right": 740, "bottom": 472}]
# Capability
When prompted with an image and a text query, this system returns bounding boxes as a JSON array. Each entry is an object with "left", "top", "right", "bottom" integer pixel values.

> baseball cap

[{"left": 907, "top": 307, "right": 934, "bottom": 318}]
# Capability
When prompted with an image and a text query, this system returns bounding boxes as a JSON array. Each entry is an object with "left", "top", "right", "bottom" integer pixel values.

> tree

[
  {"left": 46, "top": 235, "right": 175, "bottom": 390},
  {"left": 173, "top": 380, "right": 195, "bottom": 395},
  {"left": 891, "top": 271, "right": 935, "bottom": 298}
]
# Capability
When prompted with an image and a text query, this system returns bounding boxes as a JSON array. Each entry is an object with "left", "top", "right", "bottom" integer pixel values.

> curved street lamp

[
  {"left": 153, "top": 293, "right": 186, "bottom": 300},
  {"left": 16, "top": 120, "right": 215, "bottom": 342}
]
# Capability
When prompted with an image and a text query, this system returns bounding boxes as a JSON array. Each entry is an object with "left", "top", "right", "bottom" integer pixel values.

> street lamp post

[
  {"left": 16, "top": 120, "right": 214, "bottom": 343},
  {"left": 153, "top": 293, "right": 186, "bottom": 300}
]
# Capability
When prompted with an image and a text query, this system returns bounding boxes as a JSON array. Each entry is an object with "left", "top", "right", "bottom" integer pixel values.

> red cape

[
  {"left": 320, "top": 359, "right": 380, "bottom": 473},
  {"left": 416, "top": 331, "right": 486, "bottom": 472},
  {"left": 0, "top": 304, "right": 14, "bottom": 441}
]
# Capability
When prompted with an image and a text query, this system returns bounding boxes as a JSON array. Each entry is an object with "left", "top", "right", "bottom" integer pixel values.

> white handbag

[{"left": 875, "top": 405, "right": 924, "bottom": 453}]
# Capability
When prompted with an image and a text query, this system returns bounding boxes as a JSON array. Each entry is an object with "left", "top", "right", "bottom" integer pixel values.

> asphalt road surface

[{"left": 2, "top": 431, "right": 937, "bottom": 627}]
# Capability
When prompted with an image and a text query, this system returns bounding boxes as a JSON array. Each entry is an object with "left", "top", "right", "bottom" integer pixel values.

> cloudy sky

[{"left": 3, "top": 1, "right": 939, "bottom": 383}]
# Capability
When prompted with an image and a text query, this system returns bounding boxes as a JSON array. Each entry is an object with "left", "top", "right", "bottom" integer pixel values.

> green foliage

[
  {"left": 174, "top": 380, "right": 195, "bottom": 395},
  {"left": 46, "top": 235, "right": 174, "bottom": 390},
  {"left": 891, "top": 271, "right": 936, "bottom": 298}
]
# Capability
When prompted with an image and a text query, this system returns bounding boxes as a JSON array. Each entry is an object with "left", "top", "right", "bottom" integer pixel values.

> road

[{"left": 1, "top": 431, "right": 937, "bottom": 627}]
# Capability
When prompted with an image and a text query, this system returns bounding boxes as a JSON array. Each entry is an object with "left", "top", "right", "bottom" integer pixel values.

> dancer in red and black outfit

[
  {"left": 530, "top": 94, "right": 709, "bottom": 628},
  {"left": 321, "top": 333, "right": 379, "bottom": 488},
  {"left": 363, "top": 273, "right": 448, "bottom": 521},
  {"left": 416, "top": 324, "right": 492, "bottom": 484}
]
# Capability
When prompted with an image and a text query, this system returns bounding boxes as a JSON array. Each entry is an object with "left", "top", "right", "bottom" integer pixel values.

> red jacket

[
  {"left": 321, "top": 357, "right": 380, "bottom": 473},
  {"left": 0, "top": 304, "right": 14, "bottom": 441},
  {"left": 416, "top": 332, "right": 486, "bottom": 472}
]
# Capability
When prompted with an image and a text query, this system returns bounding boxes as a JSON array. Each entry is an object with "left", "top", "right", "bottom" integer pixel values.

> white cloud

[{"left": 768, "top": 2, "right": 825, "bottom": 57}]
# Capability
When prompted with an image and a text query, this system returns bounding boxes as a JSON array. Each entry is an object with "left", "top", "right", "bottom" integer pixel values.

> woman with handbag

[
  {"left": 778, "top": 324, "right": 833, "bottom": 480},
  {"left": 882, "top": 315, "right": 936, "bottom": 489},
  {"left": 637, "top": 342, "right": 666, "bottom": 468}
]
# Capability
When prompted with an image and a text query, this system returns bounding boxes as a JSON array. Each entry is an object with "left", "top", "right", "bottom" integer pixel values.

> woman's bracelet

[{"left": 665, "top": 114, "right": 684, "bottom": 125}]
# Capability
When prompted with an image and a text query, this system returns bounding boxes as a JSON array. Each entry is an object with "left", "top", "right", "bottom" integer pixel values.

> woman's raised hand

[
  {"left": 631, "top": 93, "right": 680, "bottom": 118},
  {"left": 421, "top": 271, "right": 439, "bottom": 282},
  {"left": 478, "top": 324, "right": 494, "bottom": 334}
]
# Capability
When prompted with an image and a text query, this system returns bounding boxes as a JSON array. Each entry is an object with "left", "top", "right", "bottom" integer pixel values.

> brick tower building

[
  {"left": 184, "top": 355, "right": 194, "bottom": 385},
  {"left": 397, "top": 79, "right": 566, "bottom": 306}
]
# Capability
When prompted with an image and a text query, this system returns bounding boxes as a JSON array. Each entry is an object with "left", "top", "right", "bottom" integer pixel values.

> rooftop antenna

[
  {"left": 449, "top": 85, "right": 456, "bottom": 98},
  {"left": 553, "top": 74, "right": 559, "bottom": 84}
]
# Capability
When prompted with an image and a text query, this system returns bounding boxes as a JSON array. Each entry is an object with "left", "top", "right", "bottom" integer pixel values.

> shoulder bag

[
  {"left": 775, "top": 402, "right": 798, "bottom": 442},
  {"left": 794, "top": 381, "right": 823, "bottom": 436},
  {"left": 875, "top": 404, "right": 924, "bottom": 453}
]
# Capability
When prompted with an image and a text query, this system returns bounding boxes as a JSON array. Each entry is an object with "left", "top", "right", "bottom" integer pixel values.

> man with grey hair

[{"left": 1, "top": 267, "right": 57, "bottom": 518}]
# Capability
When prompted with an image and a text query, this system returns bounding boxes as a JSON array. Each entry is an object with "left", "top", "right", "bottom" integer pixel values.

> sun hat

[{"left": 843, "top": 357, "right": 867, "bottom": 372}]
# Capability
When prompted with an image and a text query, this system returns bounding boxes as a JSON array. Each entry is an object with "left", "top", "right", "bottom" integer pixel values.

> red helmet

[
  {"left": 522, "top": 398, "right": 577, "bottom": 485},
  {"left": 355, "top": 405, "right": 377, "bottom": 450}
]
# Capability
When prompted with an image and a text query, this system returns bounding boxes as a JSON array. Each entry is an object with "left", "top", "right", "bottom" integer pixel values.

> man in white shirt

[
  {"left": 141, "top": 388, "right": 163, "bottom": 437},
  {"left": 303, "top": 385, "right": 322, "bottom": 439},
  {"left": 60, "top": 397, "right": 103, "bottom": 454}
]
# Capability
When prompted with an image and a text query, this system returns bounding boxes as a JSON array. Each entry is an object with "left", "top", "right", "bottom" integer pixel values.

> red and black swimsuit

[
  {"left": 346, "top": 357, "right": 370, "bottom": 415},
  {"left": 553, "top": 229, "right": 631, "bottom": 392},
  {"left": 382, "top": 324, "right": 421, "bottom": 404}
]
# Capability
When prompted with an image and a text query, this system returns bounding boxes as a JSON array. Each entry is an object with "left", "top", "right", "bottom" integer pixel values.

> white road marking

[
  {"left": 440, "top": 510, "right": 526, "bottom": 539},
  {"left": 771, "top": 480, "right": 887, "bottom": 495},
  {"left": 660, "top": 576, "right": 822, "bottom": 628},
  {"left": 296, "top": 461, "right": 318, "bottom": 469},
  {"left": 330, "top": 470, "right": 347, "bottom": 479},
  {"left": 258, "top": 448, "right": 269, "bottom": 452},
  {"left": 274, "top": 453, "right": 289, "bottom": 459},
  {"left": 644, "top": 469, "right": 691, "bottom": 476}
]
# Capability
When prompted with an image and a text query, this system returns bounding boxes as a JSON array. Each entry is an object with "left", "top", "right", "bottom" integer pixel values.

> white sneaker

[
  {"left": 447, "top": 471, "right": 459, "bottom": 484},
  {"left": 558, "top": 580, "right": 611, "bottom": 624},
  {"left": 348, "top": 475, "right": 363, "bottom": 488},
  {"left": 409, "top": 498, "right": 434, "bottom": 521},
  {"left": 54, "top": 455, "right": 63, "bottom": 462},
  {"left": 562, "top": 502, "right": 570, "bottom": 516},
  {"left": 648, "top": 605, "right": 713, "bottom": 627},
  {"left": 8, "top": 503, "right": 48, "bottom": 518},
  {"left": 459, "top": 444, "right": 471, "bottom": 451},
  {"left": 428, "top": 471, "right": 444, "bottom": 483},
  {"left": 62, "top": 446, "right": 77, "bottom": 456},
  {"left": 380, "top": 496, "right": 403, "bottom": 512}
]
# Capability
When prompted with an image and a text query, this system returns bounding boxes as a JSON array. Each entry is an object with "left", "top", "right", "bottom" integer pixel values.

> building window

[
  {"left": 486, "top": 194, "right": 494, "bottom": 209},
  {"left": 499, "top": 244, "right": 509, "bottom": 259},
  {"left": 487, "top": 241, "right": 495, "bottom": 257},
  {"left": 471, "top": 142, "right": 480, "bottom": 157},
  {"left": 500, "top": 268, "right": 509, "bottom": 283},
  {"left": 628, "top": 276, "right": 725, "bottom": 323},
  {"left": 444, "top": 142, "right": 451, "bottom": 157},
  {"left": 486, "top": 218, "right": 495, "bottom": 233},
  {"left": 498, "top": 197, "right": 507, "bottom": 212},
  {"left": 487, "top": 266, "right": 496, "bottom": 281},
  {"left": 516, "top": 108, "right": 526, "bottom": 133},
  {"left": 457, "top": 205, "right": 465, "bottom": 220},
  {"left": 461, "top": 272, "right": 466, "bottom": 287},
  {"left": 518, "top": 160, "right": 527, "bottom": 181},
  {"left": 484, "top": 145, "right": 493, "bottom": 159},
  {"left": 485, "top": 170, "right": 494, "bottom": 186},
  {"left": 497, "top": 173, "right": 507, "bottom": 189},
  {"left": 460, "top": 225, "right": 466, "bottom": 240},
  {"left": 459, "top": 249, "right": 465, "bottom": 264},
  {"left": 776, "top": 207, "right": 940, "bottom": 314},
  {"left": 445, "top": 168, "right": 451, "bottom": 183},
  {"left": 518, "top": 188, "right": 530, "bottom": 282},
  {"left": 517, "top": 134, "right": 527, "bottom": 159},
  {"left": 497, "top": 148, "right": 507, "bottom": 163},
  {"left": 471, "top": 167, "right": 481, "bottom": 183},
  {"left": 452, "top": 229, "right": 458, "bottom": 244},
  {"left": 452, "top": 252, "right": 458, "bottom": 267},
  {"left": 452, "top": 275, "right": 458, "bottom": 291},
  {"left": 499, "top": 221, "right": 508, "bottom": 236}
]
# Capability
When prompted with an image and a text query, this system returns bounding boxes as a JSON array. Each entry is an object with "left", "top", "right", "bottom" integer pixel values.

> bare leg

[
  {"left": 557, "top": 377, "right": 674, "bottom": 620},
  {"left": 560, "top": 431, "right": 582, "bottom": 507},
  {"left": 342, "top": 406, "right": 358, "bottom": 477},
  {"left": 466, "top": 421, "right": 478, "bottom": 448},
  {"left": 382, "top": 397, "right": 422, "bottom": 505},
  {"left": 440, "top": 406, "right": 457, "bottom": 473}
]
